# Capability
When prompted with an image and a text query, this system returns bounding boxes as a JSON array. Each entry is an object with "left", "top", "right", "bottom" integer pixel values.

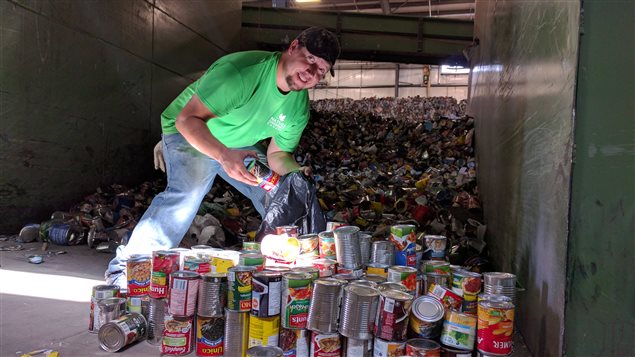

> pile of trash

[{"left": 9, "top": 96, "right": 488, "bottom": 270}]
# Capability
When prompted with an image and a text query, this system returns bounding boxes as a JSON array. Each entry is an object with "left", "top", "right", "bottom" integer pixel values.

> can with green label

[
  {"left": 227, "top": 266, "right": 257, "bottom": 312},
  {"left": 281, "top": 272, "right": 313, "bottom": 329}
]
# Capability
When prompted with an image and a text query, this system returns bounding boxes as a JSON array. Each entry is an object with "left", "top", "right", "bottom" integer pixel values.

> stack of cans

[
  {"left": 225, "top": 266, "right": 257, "bottom": 356},
  {"left": 196, "top": 272, "right": 227, "bottom": 356},
  {"left": 89, "top": 285, "right": 121, "bottom": 334},
  {"left": 306, "top": 279, "right": 345, "bottom": 356},
  {"left": 163, "top": 270, "right": 200, "bottom": 355}
]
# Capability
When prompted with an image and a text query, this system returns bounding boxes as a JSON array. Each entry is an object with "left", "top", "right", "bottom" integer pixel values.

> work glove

[{"left": 153, "top": 140, "right": 166, "bottom": 172}]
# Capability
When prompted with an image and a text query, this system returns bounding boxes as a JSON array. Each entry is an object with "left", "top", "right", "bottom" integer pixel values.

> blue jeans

[{"left": 106, "top": 133, "right": 267, "bottom": 276}]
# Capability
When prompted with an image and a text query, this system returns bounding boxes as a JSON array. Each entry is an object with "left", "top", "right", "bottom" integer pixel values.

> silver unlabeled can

[
  {"left": 338, "top": 285, "right": 379, "bottom": 340},
  {"left": 333, "top": 225, "right": 362, "bottom": 269},
  {"left": 147, "top": 297, "right": 168, "bottom": 345},
  {"left": 224, "top": 308, "right": 249, "bottom": 357},
  {"left": 306, "top": 278, "right": 345, "bottom": 333},
  {"left": 198, "top": 272, "right": 227, "bottom": 317},
  {"left": 370, "top": 241, "right": 394, "bottom": 266}
]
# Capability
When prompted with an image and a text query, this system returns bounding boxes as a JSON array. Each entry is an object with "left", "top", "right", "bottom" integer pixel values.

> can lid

[
  {"left": 283, "top": 272, "right": 313, "bottom": 281},
  {"left": 246, "top": 345, "right": 284, "bottom": 357},
  {"left": 362, "top": 274, "right": 386, "bottom": 283},
  {"left": 381, "top": 288, "right": 413, "bottom": 301},
  {"left": 349, "top": 279, "right": 378, "bottom": 289},
  {"left": 98, "top": 321, "right": 126, "bottom": 352},
  {"left": 315, "top": 278, "right": 345, "bottom": 287},
  {"left": 318, "top": 231, "right": 334, "bottom": 239},
  {"left": 254, "top": 270, "right": 283, "bottom": 278},
  {"left": 389, "top": 265, "right": 418, "bottom": 273},
  {"left": 377, "top": 282, "right": 408, "bottom": 293},
  {"left": 453, "top": 268, "right": 482, "bottom": 279},
  {"left": 201, "top": 272, "right": 227, "bottom": 280},
  {"left": 171, "top": 270, "right": 201, "bottom": 279},
  {"left": 412, "top": 295, "right": 445, "bottom": 322},
  {"left": 127, "top": 254, "right": 151, "bottom": 262},
  {"left": 298, "top": 233, "right": 319, "bottom": 240},
  {"left": 228, "top": 265, "right": 258, "bottom": 273},
  {"left": 344, "top": 284, "right": 379, "bottom": 297},
  {"left": 423, "top": 235, "right": 447, "bottom": 240},
  {"left": 334, "top": 226, "right": 360, "bottom": 235}
]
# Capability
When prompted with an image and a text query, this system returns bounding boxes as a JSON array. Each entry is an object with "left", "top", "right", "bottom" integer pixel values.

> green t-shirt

[{"left": 161, "top": 51, "right": 309, "bottom": 153}]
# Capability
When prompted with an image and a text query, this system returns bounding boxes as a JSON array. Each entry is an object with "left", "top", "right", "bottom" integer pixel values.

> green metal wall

[
  {"left": 0, "top": 0, "right": 241, "bottom": 233},
  {"left": 469, "top": 1, "right": 580, "bottom": 356},
  {"left": 566, "top": 1, "right": 635, "bottom": 355}
]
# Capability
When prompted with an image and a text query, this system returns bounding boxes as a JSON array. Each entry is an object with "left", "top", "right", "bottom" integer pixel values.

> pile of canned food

[{"left": 89, "top": 223, "right": 517, "bottom": 357}]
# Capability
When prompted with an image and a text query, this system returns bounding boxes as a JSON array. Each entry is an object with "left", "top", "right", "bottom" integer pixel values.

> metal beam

[{"left": 241, "top": 5, "right": 474, "bottom": 65}]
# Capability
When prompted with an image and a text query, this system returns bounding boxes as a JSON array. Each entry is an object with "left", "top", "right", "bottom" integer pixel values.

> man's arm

[
  {"left": 175, "top": 94, "right": 259, "bottom": 186},
  {"left": 267, "top": 138, "right": 312, "bottom": 177}
]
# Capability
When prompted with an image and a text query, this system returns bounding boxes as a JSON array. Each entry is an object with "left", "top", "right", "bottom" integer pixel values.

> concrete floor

[{"left": 0, "top": 238, "right": 533, "bottom": 357}]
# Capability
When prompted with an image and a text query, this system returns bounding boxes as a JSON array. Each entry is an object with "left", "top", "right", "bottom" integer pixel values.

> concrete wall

[
  {"left": 469, "top": 1, "right": 580, "bottom": 356},
  {"left": 0, "top": 0, "right": 241, "bottom": 234},
  {"left": 566, "top": 1, "right": 635, "bottom": 355}
]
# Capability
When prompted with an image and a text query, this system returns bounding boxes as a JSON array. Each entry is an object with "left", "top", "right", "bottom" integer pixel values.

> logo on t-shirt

[{"left": 267, "top": 113, "right": 287, "bottom": 131}]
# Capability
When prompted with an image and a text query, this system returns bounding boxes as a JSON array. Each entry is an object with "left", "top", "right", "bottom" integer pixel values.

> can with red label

[
  {"left": 477, "top": 296, "right": 514, "bottom": 355},
  {"left": 428, "top": 284, "right": 463, "bottom": 311},
  {"left": 281, "top": 272, "right": 313, "bottom": 329},
  {"left": 162, "top": 315, "right": 194, "bottom": 355},
  {"left": 310, "top": 331, "right": 341, "bottom": 357},
  {"left": 387, "top": 265, "right": 418, "bottom": 294},
  {"left": 228, "top": 266, "right": 257, "bottom": 312},
  {"left": 405, "top": 338, "right": 441, "bottom": 356},
  {"left": 127, "top": 254, "right": 151, "bottom": 296},
  {"left": 374, "top": 289, "right": 414, "bottom": 341},
  {"left": 247, "top": 159, "right": 280, "bottom": 192},
  {"left": 150, "top": 251, "right": 180, "bottom": 299},
  {"left": 311, "top": 258, "right": 337, "bottom": 277},
  {"left": 196, "top": 316, "right": 224, "bottom": 356},
  {"left": 280, "top": 327, "right": 310, "bottom": 357},
  {"left": 276, "top": 225, "right": 299, "bottom": 238},
  {"left": 168, "top": 271, "right": 200, "bottom": 317}
]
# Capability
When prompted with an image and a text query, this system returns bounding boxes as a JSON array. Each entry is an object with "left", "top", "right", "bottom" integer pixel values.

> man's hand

[
  {"left": 219, "top": 149, "right": 260, "bottom": 186},
  {"left": 153, "top": 140, "right": 166, "bottom": 172}
]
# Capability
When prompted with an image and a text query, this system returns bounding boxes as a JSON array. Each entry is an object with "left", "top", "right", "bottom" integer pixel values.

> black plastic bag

[{"left": 256, "top": 172, "right": 326, "bottom": 241}]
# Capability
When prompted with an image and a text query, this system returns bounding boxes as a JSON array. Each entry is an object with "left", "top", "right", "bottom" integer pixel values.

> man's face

[{"left": 284, "top": 42, "right": 331, "bottom": 91}]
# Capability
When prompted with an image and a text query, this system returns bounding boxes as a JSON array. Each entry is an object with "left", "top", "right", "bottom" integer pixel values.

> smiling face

[{"left": 278, "top": 39, "right": 331, "bottom": 92}]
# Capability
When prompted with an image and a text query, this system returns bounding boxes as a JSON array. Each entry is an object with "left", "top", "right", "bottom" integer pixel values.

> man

[{"left": 105, "top": 27, "right": 340, "bottom": 287}]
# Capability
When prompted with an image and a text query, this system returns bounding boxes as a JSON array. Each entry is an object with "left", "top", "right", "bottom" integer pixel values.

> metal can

[
  {"left": 409, "top": 296, "right": 445, "bottom": 339},
  {"left": 307, "top": 279, "right": 345, "bottom": 334},
  {"left": 370, "top": 241, "right": 394, "bottom": 266},
  {"left": 127, "top": 254, "right": 151, "bottom": 296},
  {"left": 228, "top": 266, "right": 257, "bottom": 312},
  {"left": 387, "top": 266, "right": 418, "bottom": 294},
  {"left": 198, "top": 272, "right": 227, "bottom": 317},
  {"left": 477, "top": 296, "right": 515, "bottom": 355},
  {"left": 428, "top": 284, "right": 463, "bottom": 311},
  {"left": 276, "top": 225, "right": 300, "bottom": 238},
  {"left": 406, "top": 338, "right": 441, "bottom": 356},
  {"left": 184, "top": 256, "right": 212, "bottom": 274},
  {"left": 98, "top": 313, "right": 148, "bottom": 352},
  {"left": 279, "top": 327, "right": 310, "bottom": 357},
  {"left": 349, "top": 279, "right": 378, "bottom": 289},
  {"left": 331, "top": 273, "right": 359, "bottom": 282},
  {"left": 240, "top": 252, "right": 266, "bottom": 271},
  {"left": 358, "top": 233, "right": 373, "bottom": 266},
  {"left": 441, "top": 345, "right": 474, "bottom": 356},
  {"left": 311, "top": 258, "right": 338, "bottom": 277},
  {"left": 333, "top": 225, "right": 362, "bottom": 269},
  {"left": 373, "top": 337, "right": 405, "bottom": 357},
  {"left": 249, "top": 315, "right": 281, "bottom": 348},
  {"left": 96, "top": 297, "right": 127, "bottom": 332},
  {"left": 243, "top": 241, "right": 261, "bottom": 252},
  {"left": 336, "top": 267, "right": 364, "bottom": 277},
  {"left": 363, "top": 274, "right": 387, "bottom": 284},
  {"left": 89, "top": 285, "right": 120, "bottom": 332},
  {"left": 150, "top": 250, "right": 180, "bottom": 299},
  {"left": 338, "top": 285, "right": 380, "bottom": 340},
  {"left": 147, "top": 298, "right": 168, "bottom": 345},
  {"left": 326, "top": 221, "right": 347, "bottom": 232},
  {"left": 318, "top": 231, "right": 336, "bottom": 259},
  {"left": 168, "top": 270, "right": 200, "bottom": 317},
  {"left": 247, "top": 345, "right": 285, "bottom": 356},
  {"left": 365, "top": 263, "right": 389, "bottom": 278},
  {"left": 224, "top": 309, "right": 250, "bottom": 357},
  {"left": 389, "top": 224, "right": 417, "bottom": 267},
  {"left": 247, "top": 159, "right": 280, "bottom": 192},
  {"left": 292, "top": 266, "right": 320, "bottom": 281},
  {"left": 423, "top": 273, "right": 450, "bottom": 295},
  {"left": 422, "top": 261, "right": 451, "bottom": 275},
  {"left": 461, "top": 293, "right": 478, "bottom": 315},
  {"left": 298, "top": 234, "right": 319, "bottom": 255},
  {"left": 281, "top": 272, "right": 313, "bottom": 329},
  {"left": 197, "top": 315, "right": 225, "bottom": 356},
  {"left": 451, "top": 269, "right": 482, "bottom": 296},
  {"left": 252, "top": 270, "right": 283, "bottom": 317},
  {"left": 440, "top": 311, "right": 477, "bottom": 351},
  {"left": 310, "top": 331, "right": 341, "bottom": 357},
  {"left": 342, "top": 337, "right": 373, "bottom": 357},
  {"left": 423, "top": 235, "right": 447, "bottom": 260},
  {"left": 374, "top": 289, "right": 414, "bottom": 341},
  {"left": 377, "top": 282, "right": 409, "bottom": 294},
  {"left": 162, "top": 315, "right": 194, "bottom": 355},
  {"left": 127, "top": 295, "right": 150, "bottom": 319}
]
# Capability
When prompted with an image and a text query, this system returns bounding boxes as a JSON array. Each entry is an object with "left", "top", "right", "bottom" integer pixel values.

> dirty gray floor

[{"left": 0, "top": 239, "right": 533, "bottom": 357}]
